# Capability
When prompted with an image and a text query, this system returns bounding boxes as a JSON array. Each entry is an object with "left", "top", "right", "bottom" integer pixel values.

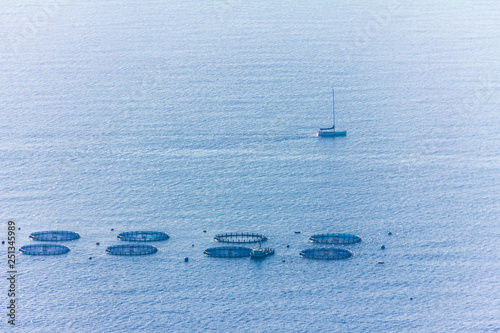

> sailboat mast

[
  {"left": 318, "top": 87, "right": 346, "bottom": 136},
  {"left": 332, "top": 88, "right": 335, "bottom": 129}
]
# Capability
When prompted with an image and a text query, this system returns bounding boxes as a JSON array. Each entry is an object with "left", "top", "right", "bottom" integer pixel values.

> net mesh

[
  {"left": 20, "top": 244, "right": 70, "bottom": 255},
  {"left": 204, "top": 246, "right": 252, "bottom": 258},
  {"left": 106, "top": 244, "right": 158, "bottom": 256},
  {"left": 309, "top": 233, "right": 361, "bottom": 244},
  {"left": 29, "top": 231, "right": 80, "bottom": 242},
  {"left": 117, "top": 231, "right": 169, "bottom": 242},
  {"left": 214, "top": 232, "right": 267, "bottom": 243},
  {"left": 299, "top": 248, "right": 352, "bottom": 260}
]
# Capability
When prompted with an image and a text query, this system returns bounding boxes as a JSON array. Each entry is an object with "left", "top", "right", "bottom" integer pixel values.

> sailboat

[{"left": 318, "top": 89, "right": 347, "bottom": 137}]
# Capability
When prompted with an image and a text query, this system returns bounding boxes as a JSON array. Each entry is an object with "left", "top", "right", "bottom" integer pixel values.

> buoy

[
  {"left": 89, "top": 257, "right": 92, "bottom": 260},
  {"left": 286, "top": 245, "right": 290, "bottom": 248},
  {"left": 192, "top": 244, "right": 194, "bottom": 247},
  {"left": 184, "top": 257, "right": 189, "bottom": 262},
  {"left": 282, "top": 259, "right": 286, "bottom": 262},
  {"left": 111, "top": 228, "right": 114, "bottom": 231},
  {"left": 96, "top": 242, "right": 100, "bottom": 246},
  {"left": 18, "top": 227, "right": 21, "bottom": 230},
  {"left": 381, "top": 245, "right": 385, "bottom": 250},
  {"left": 388, "top": 232, "right": 392, "bottom": 235},
  {"left": 1, "top": 241, "right": 4, "bottom": 245},
  {"left": 410, "top": 298, "right": 413, "bottom": 301},
  {"left": 203, "top": 230, "right": 207, "bottom": 233}
]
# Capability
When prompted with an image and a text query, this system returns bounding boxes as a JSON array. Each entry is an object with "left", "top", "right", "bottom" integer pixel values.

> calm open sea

[{"left": 1, "top": 0, "right": 499, "bottom": 332}]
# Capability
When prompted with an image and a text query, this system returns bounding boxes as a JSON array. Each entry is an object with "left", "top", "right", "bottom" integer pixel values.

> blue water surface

[{"left": 0, "top": 0, "right": 499, "bottom": 332}]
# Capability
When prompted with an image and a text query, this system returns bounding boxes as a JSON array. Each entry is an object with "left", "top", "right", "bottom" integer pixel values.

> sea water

[{"left": 0, "top": 0, "right": 499, "bottom": 331}]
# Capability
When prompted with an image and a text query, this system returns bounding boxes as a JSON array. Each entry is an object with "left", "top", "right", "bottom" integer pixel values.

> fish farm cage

[
  {"left": 106, "top": 244, "right": 158, "bottom": 256},
  {"left": 214, "top": 232, "right": 267, "bottom": 243},
  {"left": 19, "top": 244, "right": 70, "bottom": 255},
  {"left": 29, "top": 231, "right": 80, "bottom": 242},
  {"left": 204, "top": 246, "right": 252, "bottom": 258},
  {"left": 117, "top": 231, "right": 169, "bottom": 242},
  {"left": 309, "top": 233, "right": 361, "bottom": 245},
  {"left": 299, "top": 248, "right": 353, "bottom": 260}
]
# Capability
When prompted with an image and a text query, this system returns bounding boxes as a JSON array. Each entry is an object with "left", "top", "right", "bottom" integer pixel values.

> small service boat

[
  {"left": 318, "top": 89, "right": 347, "bottom": 137},
  {"left": 250, "top": 247, "right": 275, "bottom": 259}
]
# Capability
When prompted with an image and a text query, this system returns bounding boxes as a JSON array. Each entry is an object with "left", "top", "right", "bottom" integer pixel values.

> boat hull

[
  {"left": 317, "top": 130, "right": 347, "bottom": 137},
  {"left": 250, "top": 248, "right": 274, "bottom": 259}
]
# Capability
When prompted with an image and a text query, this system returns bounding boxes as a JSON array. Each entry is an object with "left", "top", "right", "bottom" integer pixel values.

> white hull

[{"left": 317, "top": 130, "right": 347, "bottom": 137}]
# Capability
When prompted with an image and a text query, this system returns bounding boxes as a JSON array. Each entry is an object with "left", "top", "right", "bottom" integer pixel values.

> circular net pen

[
  {"left": 29, "top": 231, "right": 80, "bottom": 242},
  {"left": 106, "top": 244, "right": 158, "bottom": 256},
  {"left": 299, "top": 248, "right": 352, "bottom": 260},
  {"left": 214, "top": 232, "right": 267, "bottom": 243},
  {"left": 117, "top": 231, "right": 169, "bottom": 242},
  {"left": 20, "top": 244, "right": 70, "bottom": 256},
  {"left": 309, "top": 233, "right": 361, "bottom": 245},
  {"left": 204, "top": 246, "right": 252, "bottom": 258}
]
